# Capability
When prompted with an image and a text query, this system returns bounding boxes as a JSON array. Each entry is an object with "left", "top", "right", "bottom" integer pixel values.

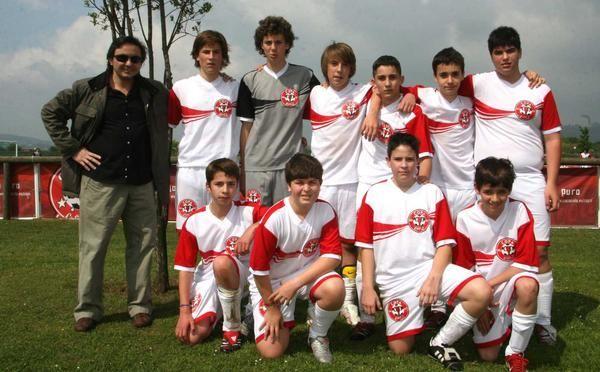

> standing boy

[
  {"left": 174, "top": 158, "right": 265, "bottom": 352},
  {"left": 237, "top": 16, "right": 320, "bottom": 205},
  {"left": 357, "top": 133, "right": 492, "bottom": 370},
  {"left": 249, "top": 153, "right": 345, "bottom": 363},
  {"left": 459, "top": 26, "right": 562, "bottom": 344},
  {"left": 168, "top": 30, "right": 240, "bottom": 230},
  {"left": 454, "top": 157, "right": 539, "bottom": 371}
]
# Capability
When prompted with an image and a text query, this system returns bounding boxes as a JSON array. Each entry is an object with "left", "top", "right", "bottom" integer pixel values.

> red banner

[
  {"left": 551, "top": 166, "right": 598, "bottom": 226},
  {"left": 10, "top": 164, "right": 36, "bottom": 218}
]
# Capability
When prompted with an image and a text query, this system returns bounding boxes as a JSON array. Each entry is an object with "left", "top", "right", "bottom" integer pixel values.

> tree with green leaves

[{"left": 578, "top": 125, "right": 592, "bottom": 153}]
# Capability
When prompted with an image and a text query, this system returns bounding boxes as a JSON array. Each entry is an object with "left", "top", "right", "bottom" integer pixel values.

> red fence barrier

[{"left": 1, "top": 160, "right": 598, "bottom": 227}]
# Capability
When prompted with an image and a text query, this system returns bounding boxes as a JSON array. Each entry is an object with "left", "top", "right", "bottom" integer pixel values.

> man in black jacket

[{"left": 41, "top": 36, "right": 170, "bottom": 332}]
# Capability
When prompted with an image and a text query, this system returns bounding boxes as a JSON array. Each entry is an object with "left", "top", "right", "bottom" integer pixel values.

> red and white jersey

[
  {"left": 168, "top": 75, "right": 240, "bottom": 167},
  {"left": 460, "top": 72, "right": 561, "bottom": 174},
  {"left": 249, "top": 198, "right": 342, "bottom": 281},
  {"left": 454, "top": 199, "right": 539, "bottom": 280},
  {"left": 410, "top": 86, "right": 475, "bottom": 189},
  {"left": 309, "top": 82, "right": 372, "bottom": 185},
  {"left": 357, "top": 99, "right": 433, "bottom": 185},
  {"left": 355, "top": 179, "right": 456, "bottom": 292},
  {"left": 174, "top": 201, "right": 265, "bottom": 272}
]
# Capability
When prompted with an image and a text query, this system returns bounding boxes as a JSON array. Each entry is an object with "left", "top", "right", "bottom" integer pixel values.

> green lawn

[{"left": 0, "top": 220, "right": 598, "bottom": 371}]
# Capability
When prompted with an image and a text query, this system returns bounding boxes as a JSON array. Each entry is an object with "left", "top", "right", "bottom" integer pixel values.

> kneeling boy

[
  {"left": 249, "top": 153, "right": 344, "bottom": 363},
  {"left": 454, "top": 157, "right": 539, "bottom": 371},
  {"left": 174, "top": 158, "right": 265, "bottom": 351},
  {"left": 357, "top": 133, "right": 491, "bottom": 370}
]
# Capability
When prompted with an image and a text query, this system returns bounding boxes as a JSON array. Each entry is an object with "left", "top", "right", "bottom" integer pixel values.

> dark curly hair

[{"left": 254, "top": 16, "right": 296, "bottom": 56}]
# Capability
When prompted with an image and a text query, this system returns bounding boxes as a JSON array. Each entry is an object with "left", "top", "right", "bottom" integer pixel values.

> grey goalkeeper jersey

[{"left": 237, "top": 64, "right": 319, "bottom": 171}]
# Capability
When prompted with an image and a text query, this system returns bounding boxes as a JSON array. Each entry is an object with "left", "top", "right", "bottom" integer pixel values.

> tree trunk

[{"left": 146, "top": 0, "right": 154, "bottom": 80}]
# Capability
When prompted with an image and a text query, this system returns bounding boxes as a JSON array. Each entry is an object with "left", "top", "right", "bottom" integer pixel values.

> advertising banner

[{"left": 551, "top": 166, "right": 598, "bottom": 226}]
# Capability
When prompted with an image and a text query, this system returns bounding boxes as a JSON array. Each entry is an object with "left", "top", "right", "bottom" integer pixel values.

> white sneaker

[
  {"left": 308, "top": 336, "right": 333, "bottom": 363},
  {"left": 535, "top": 324, "right": 557, "bottom": 345},
  {"left": 340, "top": 302, "right": 360, "bottom": 326}
]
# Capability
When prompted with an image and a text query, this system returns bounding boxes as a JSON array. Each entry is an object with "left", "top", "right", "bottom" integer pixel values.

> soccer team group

[{"left": 169, "top": 15, "right": 562, "bottom": 371}]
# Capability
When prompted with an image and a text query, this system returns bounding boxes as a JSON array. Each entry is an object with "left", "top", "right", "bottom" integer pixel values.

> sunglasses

[{"left": 114, "top": 54, "right": 143, "bottom": 64}]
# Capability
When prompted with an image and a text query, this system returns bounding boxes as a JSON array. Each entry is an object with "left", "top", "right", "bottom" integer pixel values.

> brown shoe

[
  {"left": 132, "top": 313, "right": 152, "bottom": 328},
  {"left": 74, "top": 317, "right": 97, "bottom": 332}
]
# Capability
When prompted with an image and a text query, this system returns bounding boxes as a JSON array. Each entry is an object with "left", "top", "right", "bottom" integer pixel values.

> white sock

[
  {"left": 536, "top": 271, "right": 553, "bottom": 326},
  {"left": 431, "top": 303, "right": 477, "bottom": 346},
  {"left": 355, "top": 261, "right": 375, "bottom": 324},
  {"left": 431, "top": 300, "right": 447, "bottom": 314},
  {"left": 343, "top": 277, "right": 357, "bottom": 304},
  {"left": 505, "top": 309, "right": 536, "bottom": 356},
  {"left": 217, "top": 286, "right": 242, "bottom": 332},
  {"left": 309, "top": 303, "right": 339, "bottom": 338}
]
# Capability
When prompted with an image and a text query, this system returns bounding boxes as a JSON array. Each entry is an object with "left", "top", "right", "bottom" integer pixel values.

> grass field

[{"left": 0, "top": 220, "right": 598, "bottom": 371}]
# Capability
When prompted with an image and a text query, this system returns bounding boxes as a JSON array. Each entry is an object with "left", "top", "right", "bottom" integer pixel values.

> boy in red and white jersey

[
  {"left": 308, "top": 42, "right": 373, "bottom": 328},
  {"left": 174, "top": 158, "right": 265, "bottom": 352},
  {"left": 454, "top": 157, "right": 539, "bottom": 371},
  {"left": 168, "top": 30, "right": 240, "bottom": 230},
  {"left": 458, "top": 26, "right": 561, "bottom": 344},
  {"left": 249, "top": 153, "right": 344, "bottom": 363},
  {"left": 357, "top": 133, "right": 491, "bottom": 370}
]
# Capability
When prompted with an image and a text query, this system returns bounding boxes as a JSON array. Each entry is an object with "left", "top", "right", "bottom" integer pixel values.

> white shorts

[
  {"left": 381, "top": 262, "right": 481, "bottom": 342},
  {"left": 189, "top": 255, "right": 249, "bottom": 325},
  {"left": 176, "top": 167, "right": 210, "bottom": 230},
  {"left": 472, "top": 272, "right": 538, "bottom": 348},
  {"left": 320, "top": 183, "right": 358, "bottom": 243},
  {"left": 510, "top": 173, "right": 550, "bottom": 246},
  {"left": 440, "top": 187, "right": 477, "bottom": 222},
  {"left": 250, "top": 271, "right": 341, "bottom": 343}
]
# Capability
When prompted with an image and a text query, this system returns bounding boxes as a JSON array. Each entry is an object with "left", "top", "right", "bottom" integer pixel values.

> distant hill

[
  {"left": 0, "top": 134, "right": 52, "bottom": 149},
  {"left": 561, "top": 123, "right": 600, "bottom": 141}
]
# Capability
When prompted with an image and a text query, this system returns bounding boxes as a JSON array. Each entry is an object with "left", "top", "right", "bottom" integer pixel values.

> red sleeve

[
  {"left": 433, "top": 198, "right": 457, "bottom": 246},
  {"left": 167, "top": 89, "right": 182, "bottom": 125},
  {"left": 407, "top": 107, "right": 433, "bottom": 156},
  {"left": 173, "top": 221, "right": 198, "bottom": 269},
  {"left": 454, "top": 231, "right": 476, "bottom": 269},
  {"left": 249, "top": 223, "right": 278, "bottom": 273},
  {"left": 458, "top": 74, "right": 475, "bottom": 98},
  {"left": 355, "top": 194, "right": 374, "bottom": 246},
  {"left": 514, "top": 206, "right": 540, "bottom": 268},
  {"left": 319, "top": 215, "right": 342, "bottom": 256},
  {"left": 252, "top": 205, "right": 270, "bottom": 223},
  {"left": 401, "top": 85, "right": 424, "bottom": 103},
  {"left": 541, "top": 91, "right": 561, "bottom": 132}
]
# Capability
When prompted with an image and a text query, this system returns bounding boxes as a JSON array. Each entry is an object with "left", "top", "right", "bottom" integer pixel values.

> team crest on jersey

[
  {"left": 408, "top": 209, "right": 430, "bottom": 233},
  {"left": 258, "top": 299, "right": 268, "bottom": 316},
  {"left": 281, "top": 88, "right": 299, "bottom": 107},
  {"left": 245, "top": 189, "right": 262, "bottom": 204},
  {"left": 496, "top": 237, "right": 517, "bottom": 261},
  {"left": 387, "top": 298, "right": 409, "bottom": 322},
  {"left": 191, "top": 293, "right": 202, "bottom": 312},
  {"left": 514, "top": 100, "right": 536, "bottom": 121},
  {"left": 49, "top": 168, "right": 80, "bottom": 219},
  {"left": 302, "top": 238, "right": 320, "bottom": 257},
  {"left": 341, "top": 100, "right": 360, "bottom": 120},
  {"left": 378, "top": 122, "right": 394, "bottom": 144},
  {"left": 459, "top": 109, "right": 472, "bottom": 128},
  {"left": 178, "top": 198, "right": 197, "bottom": 218},
  {"left": 225, "top": 236, "right": 239, "bottom": 256},
  {"left": 214, "top": 98, "right": 233, "bottom": 118}
]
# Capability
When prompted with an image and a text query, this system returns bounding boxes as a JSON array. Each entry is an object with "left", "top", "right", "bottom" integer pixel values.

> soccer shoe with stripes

[
  {"left": 505, "top": 353, "right": 529, "bottom": 372},
  {"left": 350, "top": 321, "right": 375, "bottom": 341},
  {"left": 308, "top": 336, "right": 333, "bottom": 363},
  {"left": 428, "top": 339, "right": 463, "bottom": 371},
  {"left": 535, "top": 324, "right": 557, "bottom": 346},
  {"left": 340, "top": 302, "right": 360, "bottom": 326},
  {"left": 220, "top": 331, "right": 242, "bottom": 353}
]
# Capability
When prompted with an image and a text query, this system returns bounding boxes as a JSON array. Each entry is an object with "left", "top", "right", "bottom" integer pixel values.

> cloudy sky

[{"left": 1, "top": 0, "right": 599, "bottom": 143}]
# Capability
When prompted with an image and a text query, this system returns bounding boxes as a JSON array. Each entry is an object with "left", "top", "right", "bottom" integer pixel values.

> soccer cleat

[
  {"left": 308, "top": 336, "right": 333, "bottom": 363},
  {"left": 350, "top": 321, "right": 375, "bottom": 341},
  {"left": 306, "top": 302, "right": 316, "bottom": 328},
  {"left": 505, "top": 353, "right": 529, "bottom": 372},
  {"left": 220, "top": 331, "right": 242, "bottom": 353},
  {"left": 428, "top": 339, "right": 463, "bottom": 371},
  {"left": 340, "top": 302, "right": 360, "bottom": 326},
  {"left": 535, "top": 324, "right": 557, "bottom": 346},
  {"left": 424, "top": 309, "right": 448, "bottom": 330}
]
